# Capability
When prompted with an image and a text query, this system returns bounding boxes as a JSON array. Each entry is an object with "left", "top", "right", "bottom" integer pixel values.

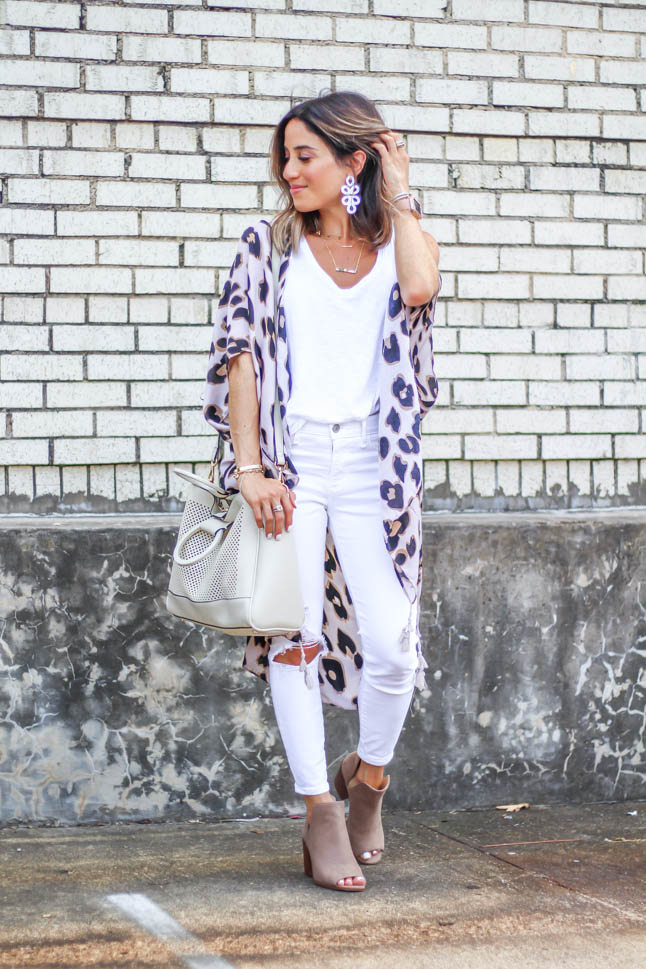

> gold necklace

[
  {"left": 316, "top": 229, "right": 354, "bottom": 249},
  {"left": 321, "top": 236, "right": 365, "bottom": 274}
]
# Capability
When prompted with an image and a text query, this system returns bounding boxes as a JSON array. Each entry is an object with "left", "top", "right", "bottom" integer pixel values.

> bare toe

[{"left": 337, "top": 875, "right": 364, "bottom": 887}]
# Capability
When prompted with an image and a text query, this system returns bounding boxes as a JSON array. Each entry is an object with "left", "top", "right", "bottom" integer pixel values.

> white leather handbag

[{"left": 165, "top": 243, "right": 305, "bottom": 636}]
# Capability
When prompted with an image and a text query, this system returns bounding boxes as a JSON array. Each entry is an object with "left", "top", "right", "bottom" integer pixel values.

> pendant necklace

[{"left": 318, "top": 233, "right": 365, "bottom": 274}]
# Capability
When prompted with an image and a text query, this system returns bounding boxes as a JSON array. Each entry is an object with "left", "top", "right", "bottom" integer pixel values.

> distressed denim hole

[{"left": 271, "top": 641, "right": 322, "bottom": 666}]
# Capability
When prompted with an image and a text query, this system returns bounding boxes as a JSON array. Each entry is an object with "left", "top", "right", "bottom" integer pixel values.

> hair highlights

[{"left": 269, "top": 90, "right": 394, "bottom": 254}]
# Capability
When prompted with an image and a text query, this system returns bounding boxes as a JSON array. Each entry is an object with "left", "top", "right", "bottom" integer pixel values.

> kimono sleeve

[
  {"left": 409, "top": 273, "right": 442, "bottom": 418},
  {"left": 202, "top": 229, "right": 256, "bottom": 440},
  {"left": 408, "top": 272, "right": 441, "bottom": 335}
]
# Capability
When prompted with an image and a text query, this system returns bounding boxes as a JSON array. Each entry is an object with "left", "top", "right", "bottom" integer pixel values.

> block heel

[
  {"left": 302, "top": 839, "right": 313, "bottom": 878},
  {"left": 334, "top": 766, "right": 348, "bottom": 800}
]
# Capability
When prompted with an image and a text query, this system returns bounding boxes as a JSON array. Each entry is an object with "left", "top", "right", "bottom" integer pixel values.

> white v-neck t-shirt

[{"left": 283, "top": 232, "right": 395, "bottom": 427}]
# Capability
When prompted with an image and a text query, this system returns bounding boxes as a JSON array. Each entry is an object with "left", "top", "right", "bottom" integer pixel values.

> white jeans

[{"left": 267, "top": 411, "right": 418, "bottom": 796}]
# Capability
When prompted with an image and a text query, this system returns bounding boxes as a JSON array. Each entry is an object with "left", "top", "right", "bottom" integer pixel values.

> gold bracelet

[{"left": 232, "top": 464, "right": 264, "bottom": 480}]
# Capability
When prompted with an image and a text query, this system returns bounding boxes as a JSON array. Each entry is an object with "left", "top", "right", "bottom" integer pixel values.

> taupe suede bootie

[
  {"left": 302, "top": 800, "right": 366, "bottom": 892},
  {"left": 334, "top": 751, "right": 390, "bottom": 865}
]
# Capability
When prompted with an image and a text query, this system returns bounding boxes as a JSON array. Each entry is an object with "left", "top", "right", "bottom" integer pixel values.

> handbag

[{"left": 165, "top": 242, "right": 305, "bottom": 636}]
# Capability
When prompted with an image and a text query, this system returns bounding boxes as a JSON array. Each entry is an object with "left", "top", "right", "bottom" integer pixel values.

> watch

[{"left": 391, "top": 192, "right": 422, "bottom": 219}]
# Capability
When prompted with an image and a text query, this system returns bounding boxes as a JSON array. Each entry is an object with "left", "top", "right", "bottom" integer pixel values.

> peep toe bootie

[
  {"left": 302, "top": 800, "right": 366, "bottom": 892},
  {"left": 334, "top": 752, "right": 390, "bottom": 865}
]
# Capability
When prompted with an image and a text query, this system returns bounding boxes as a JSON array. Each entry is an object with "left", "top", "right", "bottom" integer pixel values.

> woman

[{"left": 203, "top": 91, "right": 441, "bottom": 893}]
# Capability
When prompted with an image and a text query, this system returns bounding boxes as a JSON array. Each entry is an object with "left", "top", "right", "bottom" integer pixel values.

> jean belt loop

[{"left": 360, "top": 417, "right": 367, "bottom": 448}]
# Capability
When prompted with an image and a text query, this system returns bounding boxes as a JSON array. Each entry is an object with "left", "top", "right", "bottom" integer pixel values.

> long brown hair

[{"left": 269, "top": 91, "right": 394, "bottom": 254}]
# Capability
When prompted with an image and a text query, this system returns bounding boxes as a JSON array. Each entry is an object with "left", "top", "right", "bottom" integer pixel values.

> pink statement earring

[{"left": 341, "top": 174, "right": 361, "bottom": 215}]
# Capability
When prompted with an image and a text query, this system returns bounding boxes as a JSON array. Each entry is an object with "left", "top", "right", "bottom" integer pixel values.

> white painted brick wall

[{"left": 1, "top": 1, "right": 645, "bottom": 511}]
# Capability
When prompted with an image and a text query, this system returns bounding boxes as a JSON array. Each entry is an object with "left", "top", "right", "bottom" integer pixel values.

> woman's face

[{"left": 282, "top": 118, "right": 359, "bottom": 213}]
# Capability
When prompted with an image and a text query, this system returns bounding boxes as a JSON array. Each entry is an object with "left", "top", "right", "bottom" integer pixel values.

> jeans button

[{"left": 332, "top": 423, "right": 340, "bottom": 433}]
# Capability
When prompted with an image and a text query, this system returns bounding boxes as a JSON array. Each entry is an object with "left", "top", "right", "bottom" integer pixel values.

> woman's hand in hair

[
  {"left": 371, "top": 130, "right": 441, "bottom": 304},
  {"left": 370, "top": 129, "right": 410, "bottom": 200}
]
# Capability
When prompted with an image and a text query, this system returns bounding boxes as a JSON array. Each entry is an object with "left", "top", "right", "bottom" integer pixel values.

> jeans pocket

[{"left": 286, "top": 418, "right": 306, "bottom": 449}]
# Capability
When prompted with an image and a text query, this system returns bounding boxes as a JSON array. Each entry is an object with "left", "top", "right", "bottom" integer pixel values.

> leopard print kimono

[{"left": 203, "top": 218, "right": 441, "bottom": 711}]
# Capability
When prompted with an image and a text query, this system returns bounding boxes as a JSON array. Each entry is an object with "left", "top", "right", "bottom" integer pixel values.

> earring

[{"left": 341, "top": 174, "right": 361, "bottom": 215}]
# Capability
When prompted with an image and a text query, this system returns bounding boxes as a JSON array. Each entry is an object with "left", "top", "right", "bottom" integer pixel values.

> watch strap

[{"left": 392, "top": 192, "right": 422, "bottom": 219}]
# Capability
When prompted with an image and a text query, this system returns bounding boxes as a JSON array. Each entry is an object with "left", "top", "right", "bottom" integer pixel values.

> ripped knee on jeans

[{"left": 271, "top": 640, "right": 322, "bottom": 666}]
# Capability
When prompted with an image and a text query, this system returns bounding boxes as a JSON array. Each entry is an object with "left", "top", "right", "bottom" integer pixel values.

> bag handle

[
  {"left": 271, "top": 240, "right": 286, "bottom": 476},
  {"left": 173, "top": 518, "right": 228, "bottom": 566}
]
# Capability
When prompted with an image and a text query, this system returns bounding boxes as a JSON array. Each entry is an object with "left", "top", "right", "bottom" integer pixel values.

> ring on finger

[
  {"left": 395, "top": 139, "right": 406, "bottom": 148},
  {"left": 272, "top": 505, "right": 283, "bottom": 512}
]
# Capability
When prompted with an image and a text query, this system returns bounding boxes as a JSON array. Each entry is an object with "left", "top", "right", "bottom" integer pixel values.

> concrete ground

[{"left": 1, "top": 799, "right": 645, "bottom": 969}]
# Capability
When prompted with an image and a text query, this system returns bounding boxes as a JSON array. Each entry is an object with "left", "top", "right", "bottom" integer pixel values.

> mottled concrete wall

[{"left": 1, "top": 510, "right": 644, "bottom": 826}]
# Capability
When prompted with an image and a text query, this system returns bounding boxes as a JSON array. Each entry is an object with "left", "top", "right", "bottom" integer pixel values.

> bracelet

[
  {"left": 390, "top": 191, "right": 422, "bottom": 220},
  {"left": 232, "top": 463, "right": 264, "bottom": 480}
]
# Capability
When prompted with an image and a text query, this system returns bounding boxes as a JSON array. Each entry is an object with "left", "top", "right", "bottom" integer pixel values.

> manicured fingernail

[{"left": 275, "top": 533, "right": 282, "bottom": 541}]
